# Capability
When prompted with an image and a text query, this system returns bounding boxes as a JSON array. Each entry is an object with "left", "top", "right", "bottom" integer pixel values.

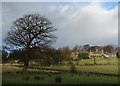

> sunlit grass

[{"left": 2, "top": 58, "right": 119, "bottom": 84}]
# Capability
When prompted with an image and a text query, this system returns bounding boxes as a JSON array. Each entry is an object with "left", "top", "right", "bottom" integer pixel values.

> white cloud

[
  {"left": 0, "top": 2, "right": 2, "bottom": 49},
  {"left": 49, "top": 3, "right": 118, "bottom": 48},
  {"left": 2, "top": 2, "right": 118, "bottom": 48}
]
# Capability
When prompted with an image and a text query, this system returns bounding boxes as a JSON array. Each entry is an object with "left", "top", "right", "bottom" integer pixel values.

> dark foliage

[{"left": 55, "top": 76, "right": 62, "bottom": 83}]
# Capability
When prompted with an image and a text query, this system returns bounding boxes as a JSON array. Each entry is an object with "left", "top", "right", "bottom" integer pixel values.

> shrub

[
  {"left": 34, "top": 75, "right": 45, "bottom": 80},
  {"left": 78, "top": 52, "right": 83, "bottom": 59},
  {"left": 55, "top": 76, "right": 62, "bottom": 83},
  {"left": 16, "top": 71, "right": 20, "bottom": 73},
  {"left": 93, "top": 58, "right": 97, "bottom": 65},
  {"left": 70, "top": 64, "right": 77, "bottom": 73},
  {"left": 22, "top": 75, "right": 30, "bottom": 80},
  {"left": 48, "top": 74, "right": 52, "bottom": 77},
  {"left": 82, "top": 53, "right": 89, "bottom": 59},
  {"left": 116, "top": 52, "right": 120, "bottom": 58},
  {"left": 67, "top": 61, "right": 73, "bottom": 65},
  {"left": 78, "top": 52, "right": 89, "bottom": 59}
]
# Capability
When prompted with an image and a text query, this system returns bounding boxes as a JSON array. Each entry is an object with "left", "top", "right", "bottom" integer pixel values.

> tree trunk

[{"left": 22, "top": 52, "right": 29, "bottom": 80}]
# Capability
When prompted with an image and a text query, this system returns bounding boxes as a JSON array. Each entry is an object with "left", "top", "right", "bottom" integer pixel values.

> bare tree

[{"left": 4, "top": 13, "right": 56, "bottom": 80}]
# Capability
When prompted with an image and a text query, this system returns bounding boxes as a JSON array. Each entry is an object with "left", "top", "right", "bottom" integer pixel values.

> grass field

[
  {"left": 47, "top": 65, "right": 118, "bottom": 74},
  {"left": 2, "top": 73, "right": 118, "bottom": 84},
  {"left": 2, "top": 58, "right": 119, "bottom": 84},
  {"left": 62, "top": 58, "right": 118, "bottom": 65},
  {"left": 45, "top": 58, "right": 118, "bottom": 74}
]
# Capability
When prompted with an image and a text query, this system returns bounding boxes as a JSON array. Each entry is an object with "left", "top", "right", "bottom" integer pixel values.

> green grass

[
  {"left": 47, "top": 64, "right": 118, "bottom": 74},
  {"left": 2, "top": 58, "right": 119, "bottom": 84},
  {"left": 2, "top": 72, "right": 118, "bottom": 84},
  {"left": 3, "top": 58, "right": 118, "bottom": 74},
  {"left": 76, "top": 58, "right": 118, "bottom": 65},
  {"left": 45, "top": 58, "right": 118, "bottom": 74}
]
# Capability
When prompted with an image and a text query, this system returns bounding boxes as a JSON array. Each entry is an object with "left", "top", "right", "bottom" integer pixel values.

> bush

[
  {"left": 55, "top": 76, "right": 62, "bottom": 83},
  {"left": 70, "top": 64, "right": 77, "bottom": 73},
  {"left": 78, "top": 52, "right": 83, "bottom": 59},
  {"left": 22, "top": 75, "right": 30, "bottom": 80},
  {"left": 82, "top": 53, "right": 89, "bottom": 59},
  {"left": 116, "top": 52, "right": 120, "bottom": 58},
  {"left": 78, "top": 52, "right": 89, "bottom": 59},
  {"left": 67, "top": 61, "right": 73, "bottom": 65},
  {"left": 34, "top": 75, "right": 45, "bottom": 80},
  {"left": 93, "top": 58, "right": 97, "bottom": 65}
]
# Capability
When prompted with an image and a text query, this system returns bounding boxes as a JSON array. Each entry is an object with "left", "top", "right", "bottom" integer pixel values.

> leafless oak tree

[{"left": 4, "top": 13, "right": 56, "bottom": 79}]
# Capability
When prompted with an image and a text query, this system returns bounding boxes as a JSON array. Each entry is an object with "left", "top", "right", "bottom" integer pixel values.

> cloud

[
  {"left": 2, "top": 2, "right": 118, "bottom": 48},
  {"left": 1, "top": 0, "right": 120, "bottom": 2},
  {"left": 49, "top": 2, "right": 118, "bottom": 48},
  {"left": 0, "top": 2, "right": 2, "bottom": 49}
]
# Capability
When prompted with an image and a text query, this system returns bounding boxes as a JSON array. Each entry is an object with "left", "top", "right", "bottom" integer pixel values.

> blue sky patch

[{"left": 101, "top": 2, "right": 118, "bottom": 10}]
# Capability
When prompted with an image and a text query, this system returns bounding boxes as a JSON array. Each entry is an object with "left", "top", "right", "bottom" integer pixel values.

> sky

[{"left": 1, "top": 0, "right": 119, "bottom": 49}]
